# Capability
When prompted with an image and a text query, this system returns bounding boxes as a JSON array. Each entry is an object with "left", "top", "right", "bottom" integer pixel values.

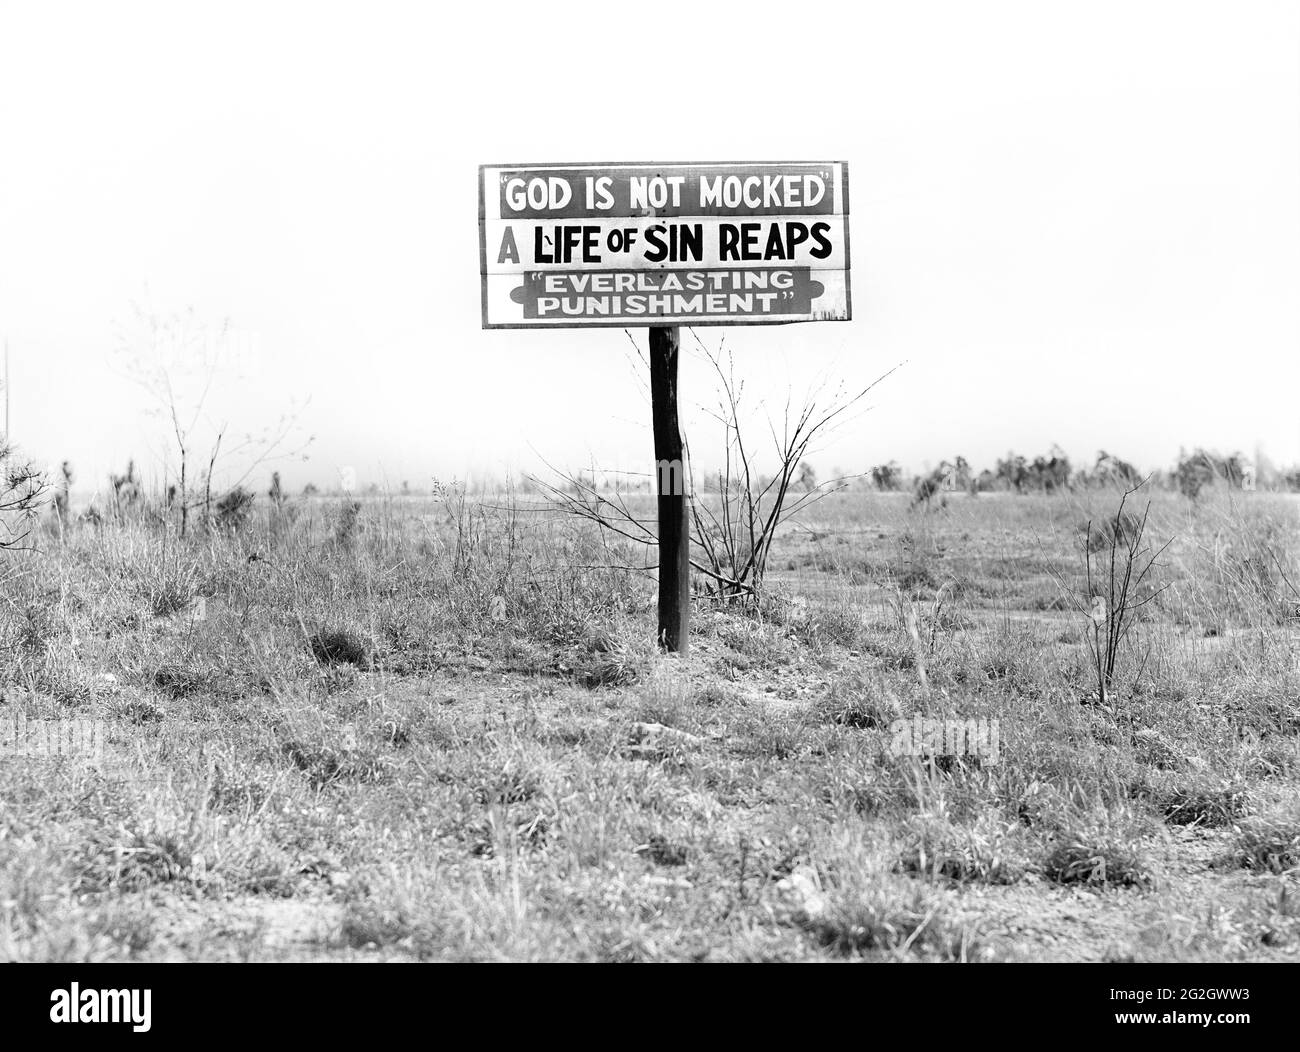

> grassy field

[{"left": 2, "top": 486, "right": 1298, "bottom": 961}]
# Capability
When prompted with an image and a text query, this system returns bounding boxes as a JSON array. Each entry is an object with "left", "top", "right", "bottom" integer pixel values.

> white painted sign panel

[{"left": 479, "top": 161, "right": 851, "bottom": 328}]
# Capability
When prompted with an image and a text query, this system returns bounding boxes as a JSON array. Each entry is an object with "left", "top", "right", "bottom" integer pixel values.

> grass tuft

[{"left": 308, "top": 628, "right": 370, "bottom": 667}]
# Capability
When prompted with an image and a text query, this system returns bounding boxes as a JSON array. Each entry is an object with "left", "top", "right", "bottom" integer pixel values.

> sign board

[{"left": 479, "top": 161, "right": 850, "bottom": 328}]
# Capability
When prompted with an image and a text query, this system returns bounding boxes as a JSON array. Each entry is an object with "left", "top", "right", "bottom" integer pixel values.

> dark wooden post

[{"left": 649, "top": 325, "right": 690, "bottom": 653}]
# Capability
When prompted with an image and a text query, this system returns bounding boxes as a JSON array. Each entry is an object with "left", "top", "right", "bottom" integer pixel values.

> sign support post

[{"left": 649, "top": 324, "right": 689, "bottom": 653}]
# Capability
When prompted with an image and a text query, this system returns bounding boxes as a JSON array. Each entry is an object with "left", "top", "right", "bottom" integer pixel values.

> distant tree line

[
  {"left": 865, "top": 447, "right": 1300, "bottom": 499},
  {"left": 41, "top": 444, "right": 1300, "bottom": 532}
]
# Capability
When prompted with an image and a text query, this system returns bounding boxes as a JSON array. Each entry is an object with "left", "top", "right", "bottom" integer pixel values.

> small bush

[
  {"left": 334, "top": 500, "right": 363, "bottom": 546},
  {"left": 338, "top": 870, "right": 444, "bottom": 953},
  {"left": 797, "top": 606, "right": 863, "bottom": 648},
  {"left": 472, "top": 766, "right": 543, "bottom": 807},
  {"left": 815, "top": 673, "right": 902, "bottom": 730},
  {"left": 1146, "top": 778, "right": 1252, "bottom": 828},
  {"left": 896, "top": 562, "right": 938, "bottom": 596},
  {"left": 214, "top": 487, "right": 255, "bottom": 531},
  {"left": 309, "top": 627, "right": 370, "bottom": 667},
  {"left": 639, "top": 833, "right": 690, "bottom": 867},
  {"left": 280, "top": 740, "right": 391, "bottom": 788},
  {"left": 1043, "top": 814, "right": 1155, "bottom": 887},
  {"left": 80, "top": 830, "right": 194, "bottom": 892},
  {"left": 141, "top": 560, "right": 201, "bottom": 617},
  {"left": 15, "top": 604, "right": 57, "bottom": 654},
  {"left": 797, "top": 873, "right": 984, "bottom": 960},
  {"left": 578, "top": 635, "right": 653, "bottom": 689},
  {"left": 1080, "top": 509, "right": 1143, "bottom": 553},
  {"left": 1233, "top": 813, "right": 1300, "bottom": 874},
  {"left": 151, "top": 663, "right": 231, "bottom": 699},
  {"left": 897, "top": 813, "right": 1029, "bottom": 885}
]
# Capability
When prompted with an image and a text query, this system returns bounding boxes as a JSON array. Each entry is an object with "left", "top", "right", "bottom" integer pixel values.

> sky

[{"left": 1, "top": 0, "right": 1297, "bottom": 495}]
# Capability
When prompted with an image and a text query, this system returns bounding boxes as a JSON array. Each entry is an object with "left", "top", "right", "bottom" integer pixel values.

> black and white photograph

[{"left": 1, "top": 0, "right": 1297, "bottom": 1036}]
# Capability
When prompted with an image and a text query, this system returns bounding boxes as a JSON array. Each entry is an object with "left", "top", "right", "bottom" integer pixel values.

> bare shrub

[
  {"left": 0, "top": 440, "right": 47, "bottom": 550},
  {"left": 539, "top": 335, "right": 899, "bottom": 603},
  {"left": 1051, "top": 483, "right": 1171, "bottom": 714}
]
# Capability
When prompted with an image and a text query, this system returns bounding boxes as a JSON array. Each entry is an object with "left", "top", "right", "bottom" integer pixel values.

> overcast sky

[{"left": 1, "top": 0, "right": 1297, "bottom": 494}]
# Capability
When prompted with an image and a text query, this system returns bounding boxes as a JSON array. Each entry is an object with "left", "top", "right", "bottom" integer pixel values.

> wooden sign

[
  {"left": 481, "top": 160, "right": 854, "bottom": 653},
  {"left": 479, "top": 162, "right": 851, "bottom": 328}
]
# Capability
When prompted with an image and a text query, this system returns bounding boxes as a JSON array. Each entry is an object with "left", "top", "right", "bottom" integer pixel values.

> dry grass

[{"left": 0, "top": 487, "right": 1297, "bottom": 960}]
